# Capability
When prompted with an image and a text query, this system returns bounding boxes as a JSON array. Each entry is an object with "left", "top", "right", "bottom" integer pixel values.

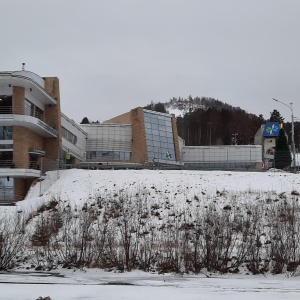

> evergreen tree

[
  {"left": 269, "top": 109, "right": 284, "bottom": 123},
  {"left": 274, "top": 128, "right": 292, "bottom": 169},
  {"left": 80, "top": 117, "right": 90, "bottom": 124},
  {"left": 144, "top": 102, "right": 167, "bottom": 113}
]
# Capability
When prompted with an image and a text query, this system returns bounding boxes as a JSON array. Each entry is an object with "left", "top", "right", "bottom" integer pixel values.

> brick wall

[
  {"left": 11, "top": 78, "right": 62, "bottom": 200},
  {"left": 44, "top": 77, "right": 62, "bottom": 161},
  {"left": 14, "top": 178, "right": 35, "bottom": 199},
  {"left": 130, "top": 108, "right": 148, "bottom": 164},
  {"left": 13, "top": 86, "right": 25, "bottom": 114},
  {"left": 171, "top": 114, "right": 181, "bottom": 162},
  {"left": 104, "top": 111, "right": 132, "bottom": 124},
  {"left": 13, "top": 127, "right": 44, "bottom": 168}
]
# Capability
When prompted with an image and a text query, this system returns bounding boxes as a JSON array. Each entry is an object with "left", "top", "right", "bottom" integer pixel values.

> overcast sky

[{"left": 2, "top": 0, "right": 300, "bottom": 123}]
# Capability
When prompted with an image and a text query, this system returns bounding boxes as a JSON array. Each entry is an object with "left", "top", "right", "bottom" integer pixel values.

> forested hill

[{"left": 144, "top": 96, "right": 265, "bottom": 146}]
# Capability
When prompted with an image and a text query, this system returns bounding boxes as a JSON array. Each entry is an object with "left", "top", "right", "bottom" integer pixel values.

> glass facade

[
  {"left": 143, "top": 111, "right": 175, "bottom": 162},
  {"left": 86, "top": 151, "right": 131, "bottom": 161}
]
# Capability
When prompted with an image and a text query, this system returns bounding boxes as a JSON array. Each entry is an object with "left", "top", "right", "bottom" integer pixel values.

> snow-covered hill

[{"left": 2, "top": 169, "right": 300, "bottom": 276}]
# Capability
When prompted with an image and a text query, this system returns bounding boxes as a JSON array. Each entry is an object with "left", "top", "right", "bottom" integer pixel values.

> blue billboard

[{"left": 262, "top": 122, "right": 280, "bottom": 137}]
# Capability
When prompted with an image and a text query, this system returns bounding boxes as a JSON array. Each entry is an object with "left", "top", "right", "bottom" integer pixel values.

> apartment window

[
  {"left": 0, "top": 144, "right": 13, "bottom": 150},
  {"left": 0, "top": 95, "right": 12, "bottom": 114},
  {"left": 25, "top": 99, "right": 44, "bottom": 121},
  {"left": 62, "top": 127, "right": 77, "bottom": 145},
  {"left": 0, "top": 177, "right": 14, "bottom": 201},
  {"left": 0, "top": 126, "right": 12, "bottom": 140}
]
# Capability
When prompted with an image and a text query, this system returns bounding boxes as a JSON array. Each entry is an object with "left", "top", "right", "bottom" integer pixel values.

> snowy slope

[{"left": 13, "top": 169, "right": 300, "bottom": 212}]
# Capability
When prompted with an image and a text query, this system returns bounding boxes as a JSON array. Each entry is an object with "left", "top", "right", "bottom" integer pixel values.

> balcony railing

[
  {"left": 0, "top": 160, "right": 41, "bottom": 170},
  {"left": 0, "top": 106, "right": 58, "bottom": 135},
  {"left": 0, "top": 192, "right": 24, "bottom": 203}
]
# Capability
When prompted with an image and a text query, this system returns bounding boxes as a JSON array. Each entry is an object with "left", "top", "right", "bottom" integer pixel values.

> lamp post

[
  {"left": 232, "top": 133, "right": 238, "bottom": 145},
  {"left": 208, "top": 122, "right": 213, "bottom": 146},
  {"left": 272, "top": 98, "right": 296, "bottom": 170}
]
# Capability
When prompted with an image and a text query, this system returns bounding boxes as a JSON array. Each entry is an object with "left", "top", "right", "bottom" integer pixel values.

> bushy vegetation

[{"left": 2, "top": 187, "right": 300, "bottom": 276}]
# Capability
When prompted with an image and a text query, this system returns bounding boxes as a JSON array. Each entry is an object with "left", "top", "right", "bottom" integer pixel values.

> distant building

[
  {"left": 81, "top": 108, "right": 181, "bottom": 165},
  {"left": 254, "top": 122, "right": 281, "bottom": 168},
  {"left": 0, "top": 68, "right": 263, "bottom": 203},
  {"left": 0, "top": 70, "right": 87, "bottom": 201}
]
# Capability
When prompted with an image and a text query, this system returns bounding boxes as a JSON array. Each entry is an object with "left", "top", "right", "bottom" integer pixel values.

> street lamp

[
  {"left": 208, "top": 122, "right": 213, "bottom": 146},
  {"left": 272, "top": 98, "right": 296, "bottom": 169},
  {"left": 232, "top": 133, "right": 238, "bottom": 145}
]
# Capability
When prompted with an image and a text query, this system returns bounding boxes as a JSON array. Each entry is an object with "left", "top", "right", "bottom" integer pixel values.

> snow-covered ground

[
  {"left": 1, "top": 269, "right": 300, "bottom": 300},
  {"left": 1, "top": 169, "right": 300, "bottom": 299},
  {"left": 11, "top": 168, "right": 300, "bottom": 213}
]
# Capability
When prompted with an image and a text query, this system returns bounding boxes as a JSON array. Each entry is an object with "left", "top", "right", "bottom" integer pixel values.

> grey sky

[{"left": 2, "top": 0, "right": 300, "bottom": 123}]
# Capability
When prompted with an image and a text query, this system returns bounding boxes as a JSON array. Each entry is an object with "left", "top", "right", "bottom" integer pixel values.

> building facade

[
  {"left": 0, "top": 68, "right": 263, "bottom": 203},
  {"left": 0, "top": 70, "right": 63, "bottom": 201},
  {"left": 81, "top": 108, "right": 181, "bottom": 165},
  {"left": 0, "top": 70, "right": 182, "bottom": 201}
]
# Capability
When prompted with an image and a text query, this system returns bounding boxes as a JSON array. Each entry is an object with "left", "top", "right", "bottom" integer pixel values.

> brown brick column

[
  {"left": 13, "top": 86, "right": 25, "bottom": 114},
  {"left": 171, "top": 114, "right": 181, "bottom": 162},
  {"left": 43, "top": 77, "right": 62, "bottom": 161},
  {"left": 13, "top": 127, "right": 44, "bottom": 168},
  {"left": 130, "top": 108, "right": 148, "bottom": 164},
  {"left": 14, "top": 178, "right": 35, "bottom": 199}
]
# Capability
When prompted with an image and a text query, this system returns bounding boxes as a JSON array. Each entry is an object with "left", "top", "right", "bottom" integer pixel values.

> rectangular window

[
  {"left": 0, "top": 127, "right": 13, "bottom": 140},
  {"left": 62, "top": 126, "right": 77, "bottom": 145},
  {"left": 25, "top": 99, "right": 44, "bottom": 121}
]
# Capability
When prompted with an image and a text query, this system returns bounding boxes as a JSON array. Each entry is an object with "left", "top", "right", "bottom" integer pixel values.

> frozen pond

[{"left": 0, "top": 270, "right": 299, "bottom": 300}]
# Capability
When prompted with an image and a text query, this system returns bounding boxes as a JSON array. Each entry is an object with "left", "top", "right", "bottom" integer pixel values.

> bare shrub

[{"left": 0, "top": 213, "right": 27, "bottom": 270}]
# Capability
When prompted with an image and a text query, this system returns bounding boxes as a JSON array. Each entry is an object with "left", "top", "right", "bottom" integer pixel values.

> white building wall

[
  {"left": 61, "top": 113, "right": 87, "bottom": 161},
  {"left": 81, "top": 124, "right": 132, "bottom": 152},
  {"left": 24, "top": 90, "right": 45, "bottom": 111},
  {"left": 12, "top": 71, "right": 45, "bottom": 88},
  {"left": 183, "top": 145, "right": 262, "bottom": 164}
]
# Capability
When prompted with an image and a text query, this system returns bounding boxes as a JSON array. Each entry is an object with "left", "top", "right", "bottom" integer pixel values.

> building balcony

[
  {"left": 0, "top": 106, "right": 58, "bottom": 137},
  {"left": 0, "top": 71, "right": 57, "bottom": 105},
  {"left": 0, "top": 160, "right": 41, "bottom": 178}
]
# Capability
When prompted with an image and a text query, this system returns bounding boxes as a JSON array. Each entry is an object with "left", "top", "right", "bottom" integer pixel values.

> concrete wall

[
  {"left": 183, "top": 145, "right": 263, "bottom": 167},
  {"left": 61, "top": 113, "right": 87, "bottom": 161}
]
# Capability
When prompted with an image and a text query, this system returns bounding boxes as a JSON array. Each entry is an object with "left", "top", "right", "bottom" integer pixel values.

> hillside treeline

[
  {"left": 1, "top": 188, "right": 300, "bottom": 276},
  {"left": 177, "top": 107, "right": 264, "bottom": 145},
  {"left": 145, "top": 96, "right": 265, "bottom": 145}
]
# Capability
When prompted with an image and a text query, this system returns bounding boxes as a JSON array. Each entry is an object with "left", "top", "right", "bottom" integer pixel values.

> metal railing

[
  {"left": 0, "top": 105, "right": 57, "bottom": 134},
  {"left": 0, "top": 160, "right": 41, "bottom": 170},
  {"left": 0, "top": 193, "right": 24, "bottom": 203}
]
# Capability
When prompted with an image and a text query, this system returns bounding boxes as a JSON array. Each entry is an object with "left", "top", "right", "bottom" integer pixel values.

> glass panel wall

[
  {"left": 86, "top": 151, "right": 131, "bottom": 161},
  {"left": 143, "top": 111, "right": 175, "bottom": 162}
]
